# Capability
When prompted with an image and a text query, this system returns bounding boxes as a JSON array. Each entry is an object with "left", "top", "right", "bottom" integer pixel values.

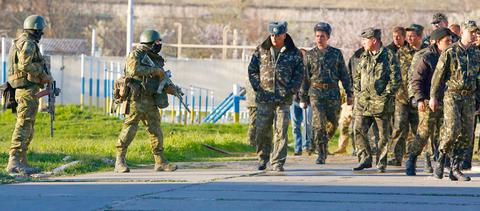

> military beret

[
  {"left": 268, "top": 21, "right": 288, "bottom": 35},
  {"left": 405, "top": 24, "right": 424, "bottom": 35},
  {"left": 431, "top": 13, "right": 448, "bottom": 24},
  {"left": 430, "top": 28, "right": 454, "bottom": 41},
  {"left": 314, "top": 22, "right": 332, "bottom": 35},
  {"left": 360, "top": 27, "right": 381, "bottom": 40},
  {"left": 461, "top": 20, "right": 478, "bottom": 32}
]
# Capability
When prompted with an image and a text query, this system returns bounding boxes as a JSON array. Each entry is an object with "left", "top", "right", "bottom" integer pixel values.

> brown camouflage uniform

[{"left": 6, "top": 32, "right": 50, "bottom": 174}]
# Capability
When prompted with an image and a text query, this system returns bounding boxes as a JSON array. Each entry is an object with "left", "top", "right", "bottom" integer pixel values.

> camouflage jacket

[
  {"left": 245, "top": 76, "right": 256, "bottom": 107},
  {"left": 248, "top": 34, "right": 304, "bottom": 104},
  {"left": 430, "top": 41, "right": 480, "bottom": 101},
  {"left": 300, "top": 46, "right": 352, "bottom": 102},
  {"left": 7, "top": 32, "right": 48, "bottom": 88},
  {"left": 386, "top": 41, "right": 407, "bottom": 55},
  {"left": 353, "top": 46, "right": 401, "bottom": 116},
  {"left": 125, "top": 44, "right": 166, "bottom": 103},
  {"left": 396, "top": 43, "right": 428, "bottom": 104}
]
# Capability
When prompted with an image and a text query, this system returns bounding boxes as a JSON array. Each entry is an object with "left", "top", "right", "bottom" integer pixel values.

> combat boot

[
  {"left": 315, "top": 143, "right": 325, "bottom": 164},
  {"left": 424, "top": 154, "right": 433, "bottom": 173},
  {"left": 19, "top": 151, "right": 41, "bottom": 174},
  {"left": 114, "top": 149, "right": 130, "bottom": 173},
  {"left": 6, "top": 152, "right": 40, "bottom": 175},
  {"left": 449, "top": 159, "right": 471, "bottom": 181},
  {"left": 405, "top": 154, "right": 417, "bottom": 176},
  {"left": 433, "top": 153, "right": 445, "bottom": 179},
  {"left": 154, "top": 154, "right": 177, "bottom": 172}
]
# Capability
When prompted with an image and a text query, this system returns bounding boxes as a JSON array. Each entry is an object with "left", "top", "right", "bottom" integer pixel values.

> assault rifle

[{"left": 35, "top": 81, "right": 61, "bottom": 137}]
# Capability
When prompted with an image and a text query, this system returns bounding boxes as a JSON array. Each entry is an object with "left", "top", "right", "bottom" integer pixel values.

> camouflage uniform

[
  {"left": 115, "top": 44, "right": 176, "bottom": 173},
  {"left": 348, "top": 47, "right": 380, "bottom": 155},
  {"left": 431, "top": 40, "right": 480, "bottom": 179},
  {"left": 300, "top": 46, "right": 352, "bottom": 163},
  {"left": 248, "top": 34, "right": 303, "bottom": 169},
  {"left": 353, "top": 46, "right": 401, "bottom": 171},
  {"left": 245, "top": 77, "right": 257, "bottom": 146},
  {"left": 389, "top": 43, "right": 427, "bottom": 165},
  {"left": 6, "top": 32, "right": 50, "bottom": 174}
]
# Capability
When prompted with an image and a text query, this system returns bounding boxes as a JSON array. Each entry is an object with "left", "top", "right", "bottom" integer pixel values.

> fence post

[
  {"left": 96, "top": 59, "right": 101, "bottom": 109},
  {"left": 222, "top": 25, "right": 230, "bottom": 60},
  {"left": 233, "top": 84, "right": 240, "bottom": 123},
  {"left": 1, "top": 37, "right": 6, "bottom": 84},
  {"left": 190, "top": 86, "right": 195, "bottom": 124},
  {"left": 104, "top": 61, "right": 108, "bottom": 113},
  {"left": 80, "top": 54, "right": 85, "bottom": 110},
  {"left": 174, "top": 22, "right": 182, "bottom": 58},
  {"left": 89, "top": 56, "right": 93, "bottom": 109}
]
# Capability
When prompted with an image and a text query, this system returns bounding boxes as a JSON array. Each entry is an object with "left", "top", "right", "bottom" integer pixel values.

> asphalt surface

[{"left": 1, "top": 155, "right": 480, "bottom": 211}]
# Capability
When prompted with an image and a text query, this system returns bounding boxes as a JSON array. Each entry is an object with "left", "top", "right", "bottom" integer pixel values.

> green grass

[{"left": 0, "top": 105, "right": 260, "bottom": 181}]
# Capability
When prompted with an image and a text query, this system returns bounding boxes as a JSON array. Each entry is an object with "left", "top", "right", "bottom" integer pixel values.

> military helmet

[
  {"left": 139, "top": 29, "right": 162, "bottom": 43},
  {"left": 23, "top": 15, "right": 46, "bottom": 30}
]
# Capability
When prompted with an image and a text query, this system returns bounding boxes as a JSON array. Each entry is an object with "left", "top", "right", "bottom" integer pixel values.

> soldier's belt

[
  {"left": 312, "top": 82, "right": 337, "bottom": 89},
  {"left": 450, "top": 89, "right": 474, "bottom": 96}
]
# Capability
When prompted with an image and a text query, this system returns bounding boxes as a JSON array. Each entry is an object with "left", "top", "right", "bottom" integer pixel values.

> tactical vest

[{"left": 7, "top": 34, "right": 44, "bottom": 88}]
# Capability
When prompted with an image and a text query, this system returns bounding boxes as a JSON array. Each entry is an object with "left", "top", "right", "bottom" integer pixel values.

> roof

[{"left": 1, "top": 37, "right": 89, "bottom": 55}]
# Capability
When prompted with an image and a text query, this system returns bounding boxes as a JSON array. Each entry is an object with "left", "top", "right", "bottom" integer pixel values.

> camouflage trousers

[
  {"left": 247, "top": 106, "right": 257, "bottom": 146},
  {"left": 354, "top": 114, "right": 391, "bottom": 168},
  {"left": 255, "top": 102, "right": 290, "bottom": 167},
  {"left": 390, "top": 102, "right": 419, "bottom": 161},
  {"left": 408, "top": 105, "right": 443, "bottom": 157},
  {"left": 10, "top": 86, "right": 40, "bottom": 157},
  {"left": 438, "top": 93, "right": 476, "bottom": 161},
  {"left": 310, "top": 98, "right": 341, "bottom": 146},
  {"left": 116, "top": 100, "right": 165, "bottom": 157}
]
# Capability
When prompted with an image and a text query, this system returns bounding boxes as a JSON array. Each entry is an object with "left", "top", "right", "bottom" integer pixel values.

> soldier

[
  {"left": 248, "top": 21, "right": 303, "bottom": 171},
  {"left": 342, "top": 47, "right": 380, "bottom": 156},
  {"left": 386, "top": 26, "right": 407, "bottom": 54},
  {"left": 245, "top": 76, "right": 257, "bottom": 147},
  {"left": 449, "top": 24, "right": 461, "bottom": 37},
  {"left": 405, "top": 28, "right": 453, "bottom": 176},
  {"left": 5, "top": 15, "right": 53, "bottom": 174},
  {"left": 389, "top": 24, "right": 427, "bottom": 166},
  {"left": 352, "top": 28, "right": 401, "bottom": 173},
  {"left": 300, "top": 22, "right": 352, "bottom": 164},
  {"left": 114, "top": 29, "right": 177, "bottom": 173},
  {"left": 423, "top": 13, "right": 460, "bottom": 45},
  {"left": 462, "top": 28, "right": 480, "bottom": 170},
  {"left": 430, "top": 21, "right": 480, "bottom": 181}
]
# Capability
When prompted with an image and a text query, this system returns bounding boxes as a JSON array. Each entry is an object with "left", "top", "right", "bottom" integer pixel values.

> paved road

[{"left": 1, "top": 156, "right": 480, "bottom": 211}]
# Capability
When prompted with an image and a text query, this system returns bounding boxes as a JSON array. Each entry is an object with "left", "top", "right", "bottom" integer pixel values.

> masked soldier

[
  {"left": 6, "top": 15, "right": 53, "bottom": 174},
  {"left": 430, "top": 21, "right": 480, "bottom": 181},
  {"left": 114, "top": 29, "right": 177, "bottom": 173},
  {"left": 248, "top": 21, "right": 304, "bottom": 172},
  {"left": 352, "top": 28, "right": 401, "bottom": 173},
  {"left": 300, "top": 22, "right": 352, "bottom": 164}
]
